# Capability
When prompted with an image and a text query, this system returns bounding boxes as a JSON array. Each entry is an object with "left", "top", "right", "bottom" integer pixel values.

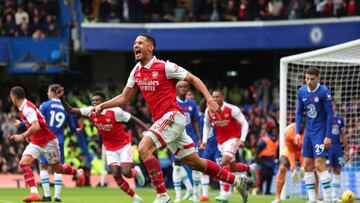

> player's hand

[
  {"left": 199, "top": 142, "right": 206, "bottom": 150},
  {"left": 91, "top": 104, "right": 102, "bottom": 116},
  {"left": 207, "top": 99, "right": 220, "bottom": 120},
  {"left": 291, "top": 169, "right": 299, "bottom": 184},
  {"left": 56, "top": 87, "right": 65, "bottom": 97},
  {"left": 238, "top": 140, "right": 245, "bottom": 148},
  {"left": 324, "top": 137, "right": 332, "bottom": 149},
  {"left": 10, "top": 134, "right": 25, "bottom": 142},
  {"left": 295, "top": 134, "right": 301, "bottom": 147}
]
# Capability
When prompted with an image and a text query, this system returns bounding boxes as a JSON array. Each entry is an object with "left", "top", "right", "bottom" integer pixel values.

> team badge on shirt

[
  {"left": 224, "top": 113, "right": 229, "bottom": 118},
  {"left": 314, "top": 97, "right": 319, "bottom": 102},
  {"left": 152, "top": 71, "right": 159, "bottom": 79},
  {"left": 106, "top": 118, "right": 111, "bottom": 122}
]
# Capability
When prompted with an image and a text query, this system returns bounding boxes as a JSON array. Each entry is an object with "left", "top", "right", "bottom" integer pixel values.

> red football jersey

[
  {"left": 207, "top": 103, "right": 242, "bottom": 144},
  {"left": 81, "top": 107, "right": 131, "bottom": 151},
  {"left": 19, "top": 99, "right": 56, "bottom": 147},
  {"left": 126, "top": 57, "right": 187, "bottom": 121}
]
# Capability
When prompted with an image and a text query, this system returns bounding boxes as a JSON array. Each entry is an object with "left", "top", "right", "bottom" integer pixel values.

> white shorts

[
  {"left": 147, "top": 111, "right": 195, "bottom": 159},
  {"left": 22, "top": 139, "right": 60, "bottom": 164},
  {"left": 218, "top": 138, "right": 239, "bottom": 160},
  {"left": 106, "top": 144, "right": 133, "bottom": 166}
]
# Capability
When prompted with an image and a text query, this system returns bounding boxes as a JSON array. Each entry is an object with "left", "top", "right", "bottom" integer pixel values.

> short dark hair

[
  {"left": 305, "top": 67, "right": 320, "bottom": 76},
  {"left": 213, "top": 89, "right": 224, "bottom": 95},
  {"left": 10, "top": 86, "right": 26, "bottom": 99},
  {"left": 49, "top": 84, "right": 61, "bottom": 93},
  {"left": 139, "top": 34, "right": 156, "bottom": 51},
  {"left": 92, "top": 91, "right": 106, "bottom": 100}
]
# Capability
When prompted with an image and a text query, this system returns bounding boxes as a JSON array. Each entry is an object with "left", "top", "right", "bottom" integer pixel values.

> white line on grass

[{"left": 0, "top": 200, "right": 15, "bottom": 203}]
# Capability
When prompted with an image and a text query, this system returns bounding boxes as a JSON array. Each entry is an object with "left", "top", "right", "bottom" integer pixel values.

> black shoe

[
  {"left": 41, "top": 196, "right": 52, "bottom": 202},
  {"left": 54, "top": 198, "right": 62, "bottom": 202}
]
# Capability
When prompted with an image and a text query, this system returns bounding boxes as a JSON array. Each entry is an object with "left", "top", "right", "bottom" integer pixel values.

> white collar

[
  {"left": 220, "top": 102, "right": 226, "bottom": 111},
  {"left": 176, "top": 97, "right": 187, "bottom": 103},
  {"left": 51, "top": 98, "right": 61, "bottom": 102},
  {"left": 307, "top": 83, "right": 320, "bottom": 93},
  {"left": 138, "top": 56, "right": 156, "bottom": 69},
  {"left": 18, "top": 99, "right": 27, "bottom": 111}
]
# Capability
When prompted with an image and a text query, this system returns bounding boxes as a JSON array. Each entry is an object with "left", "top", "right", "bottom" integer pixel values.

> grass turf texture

[{"left": 0, "top": 188, "right": 359, "bottom": 203}]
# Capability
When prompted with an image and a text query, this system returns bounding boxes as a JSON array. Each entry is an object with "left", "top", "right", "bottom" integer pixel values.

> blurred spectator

[
  {"left": 15, "top": 5, "right": 29, "bottom": 25},
  {"left": 4, "top": 13, "right": 17, "bottom": 36},
  {"left": 32, "top": 28, "right": 45, "bottom": 39},
  {"left": 17, "top": 20, "right": 30, "bottom": 37}
]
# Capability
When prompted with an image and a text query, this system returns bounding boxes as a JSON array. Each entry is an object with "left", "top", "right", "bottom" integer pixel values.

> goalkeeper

[{"left": 272, "top": 121, "right": 306, "bottom": 203}]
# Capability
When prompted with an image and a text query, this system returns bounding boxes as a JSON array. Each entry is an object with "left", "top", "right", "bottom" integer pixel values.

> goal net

[{"left": 279, "top": 39, "right": 360, "bottom": 200}]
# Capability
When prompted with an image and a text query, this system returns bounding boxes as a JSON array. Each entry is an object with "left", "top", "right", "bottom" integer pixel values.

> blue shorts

[
  {"left": 199, "top": 147, "right": 221, "bottom": 164},
  {"left": 327, "top": 144, "right": 343, "bottom": 168},
  {"left": 302, "top": 135, "right": 328, "bottom": 159},
  {"left": 39, "top": 143, "right": 64, "bottom": 165}
]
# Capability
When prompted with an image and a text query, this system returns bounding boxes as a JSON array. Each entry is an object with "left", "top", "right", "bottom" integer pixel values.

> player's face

[
  {"left": 212, "top": 91, "right": 224, "bottom": 106},
  {"left": 305, "top": 73, "right": 319, "bottom": 90},
  {"left": 186, "top": 91, "right": 195, "bottom": 99},
  {"left": 176, "top": 82, "right": 189, "bottom": 97},
  {"left": 133, "top": 36, "right": 154, "bottom": 62},
  {"left": 91, "top": 95, "right": 103, "bottom": 106}
]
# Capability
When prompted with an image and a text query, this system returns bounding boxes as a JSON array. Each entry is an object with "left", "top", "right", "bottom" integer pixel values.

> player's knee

[
  {"left": 111, "top": 167, "right": 121, "bottom": 178},
  {"left": 278, "top": 165, "right": 287, "bottom": 174},
  {"left": 221, "top": 156, "right": 232, "bottom": 166},
  {"left": 122, "top": 168, "right": 132, "bottom": 178}
]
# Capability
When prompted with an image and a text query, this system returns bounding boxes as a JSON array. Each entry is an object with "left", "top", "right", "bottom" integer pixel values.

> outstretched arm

[
  {"left": 60, "top": 97, "right": 82, "bottom": 116},
  {"left": 94, "top": 86, "right": 136, "bottom": 115},
  {"left": 184, "top": 73, "right": 219, "bottom": 113},
  {"left": 129, "top": 115, "right": 148, "bottom": 131}
]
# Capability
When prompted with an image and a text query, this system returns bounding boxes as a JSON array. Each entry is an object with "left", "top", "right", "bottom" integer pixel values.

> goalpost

[{"left": 279, "top": 39, "right": 360, "bottom": 199}]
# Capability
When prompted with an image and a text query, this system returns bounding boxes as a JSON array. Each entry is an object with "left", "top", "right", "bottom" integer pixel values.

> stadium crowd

[
  {"left": 0, "top": 0, "right": 59, "bottom": 38},
  {"left": 81, "top": 0, "right": 360, "bottom": 23}
]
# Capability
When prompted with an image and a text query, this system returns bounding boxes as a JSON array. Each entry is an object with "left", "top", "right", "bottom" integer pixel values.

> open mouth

[{"left": 135, "top": 50, "right": 141, "bottom": 56}]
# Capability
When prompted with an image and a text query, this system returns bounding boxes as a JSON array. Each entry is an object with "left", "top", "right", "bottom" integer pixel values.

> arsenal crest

[{"left": 152, "top": 71, "right": 159, "bottom": 79}]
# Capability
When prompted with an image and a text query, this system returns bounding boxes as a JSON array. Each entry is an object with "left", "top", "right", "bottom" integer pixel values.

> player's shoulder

[
  {"left": 297, "top": 85, "right": 307, "bottom": 93},
  {"left": 318, "top": 84, "right": 331, "bottom": 92},
  {"left": 224, "top": 102, "right": 239, "bottom": 110}
]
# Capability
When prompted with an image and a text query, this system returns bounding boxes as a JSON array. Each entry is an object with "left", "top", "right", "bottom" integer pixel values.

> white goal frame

[{"left": 279, "top": 39, "right": 360, "bottom": 200}]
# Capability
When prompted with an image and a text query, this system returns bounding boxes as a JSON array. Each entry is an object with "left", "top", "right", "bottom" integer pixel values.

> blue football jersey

[
  {"left": 331, "top": 114, "right": 345, "bottom": 145},
  {"left": 39, "top": 99, "right": 77, "bottom": 144},
  {"left": 176, "top": 97, "right": 200, "bottom": 144},
  {"left": 296, "top": 84, "right": 334, "bottom": 138},
  {"left": 199, "top": 113, "right": 217, "bottom": 149}
]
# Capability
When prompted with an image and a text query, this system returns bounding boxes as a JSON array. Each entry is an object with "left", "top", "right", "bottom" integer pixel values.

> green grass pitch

[{"left": 0, "top": 188, "right": 358, "bottom": 203}]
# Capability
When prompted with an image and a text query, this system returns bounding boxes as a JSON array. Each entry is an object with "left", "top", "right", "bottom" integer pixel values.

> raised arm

[{"left": 60, "top": 97, "right": 82, "bottom": 116}]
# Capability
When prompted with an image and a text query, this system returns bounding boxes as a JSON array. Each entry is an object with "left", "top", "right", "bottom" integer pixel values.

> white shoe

[
  {"left": 234, "top": 176, "right": 249, "bottom": 203},
  {"left": 271, "top": 199, "right": 280, "bottom": 203},
  {"left": 153, "top": 193, "right": 171, "bottom": 203},
  {"left": 193, "top": 192, "right": 199, "bottom": 203},
  {"left": 182, "top": 190, "right": 192, "bottom": 200},
  {"left": 133, "top": 194, "right": 144, "bottom": 203},
  {"left": 134, "top": 166, "right": 145, "bottom": 186}
]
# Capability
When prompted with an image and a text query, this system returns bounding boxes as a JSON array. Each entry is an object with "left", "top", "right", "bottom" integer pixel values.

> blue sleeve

[
  {"left": 39, "top": 102, "right": 47, "bottom": 116},
  {"left": 192, "top": 101, "right": 200, "bottom": 121},
  {"left": 295, "top": 89, "right": 304, "bottom": 134},
  {"left": 323, "top": 89, "right": 334, "bottom": 138},
  {"left": 67, "top": 113, "right": 78, "bottom": 133}
]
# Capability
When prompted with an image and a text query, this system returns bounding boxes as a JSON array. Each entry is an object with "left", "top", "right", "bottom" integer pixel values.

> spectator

[
  {"left": 17, "top": 20, "right": 30, "bottom": 37},
  {"left": 32, "top": 28, "right": 45, "bottom": 39},
  {"left": 15, "top": 5, "right": 29, "bottom": 25},
  {"left": 223, "top": 0, "right": 238, "bottom": 21},
  {"left": 4, "top": 13, "right": 17, "bottom": 36}
]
